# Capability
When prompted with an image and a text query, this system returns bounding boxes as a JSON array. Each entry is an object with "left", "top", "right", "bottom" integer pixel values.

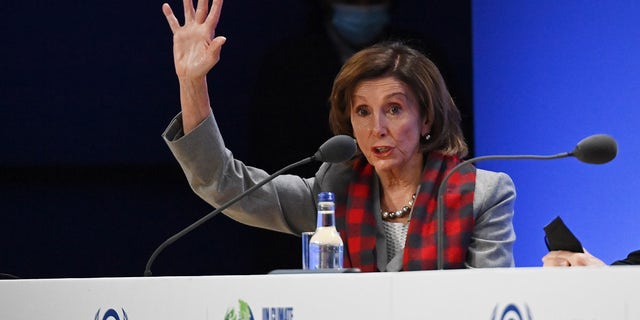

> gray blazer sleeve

[
  {"left": 466, "top": 169, "right": 516, "bottom": 268},
  {"left": 162, "top": 111, "right": 317, "bottom": 235}
]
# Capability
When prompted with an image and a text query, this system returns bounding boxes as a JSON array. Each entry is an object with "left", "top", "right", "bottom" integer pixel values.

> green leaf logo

[{"left": 224, "top": 299, "right": 254, "bottom": 320}]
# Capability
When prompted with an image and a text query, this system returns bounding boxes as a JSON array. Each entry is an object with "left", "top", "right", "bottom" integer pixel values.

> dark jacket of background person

[{"left": 612, "top": 250, "right": 640, "bottom": 265}]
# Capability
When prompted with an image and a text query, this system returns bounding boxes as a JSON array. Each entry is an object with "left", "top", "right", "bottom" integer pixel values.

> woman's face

[{"left": 350, "top": 76, "right": 429, "bottom": 173}]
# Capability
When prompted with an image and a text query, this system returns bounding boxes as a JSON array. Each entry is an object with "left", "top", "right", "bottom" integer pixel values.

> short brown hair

[{"left": 328, "top": 41, "right": 468, "bottom": 157}]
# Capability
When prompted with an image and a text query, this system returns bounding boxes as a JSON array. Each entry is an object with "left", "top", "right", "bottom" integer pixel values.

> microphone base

[{"left": 268, "top": 268, "right": 361, "bottom": 275}]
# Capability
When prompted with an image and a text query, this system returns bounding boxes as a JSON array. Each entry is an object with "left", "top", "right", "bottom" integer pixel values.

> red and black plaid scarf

[{"left": 335, "top": 152, "right": 476, "bottom": 271}]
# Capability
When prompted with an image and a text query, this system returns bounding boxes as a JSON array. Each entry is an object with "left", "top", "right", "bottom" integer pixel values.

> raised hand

[
  {"left": 161, "top": 0, "right": 227, "bottom": 133},
  {"left": 162, "top": 0, "right": 226, "bottom": 80}
]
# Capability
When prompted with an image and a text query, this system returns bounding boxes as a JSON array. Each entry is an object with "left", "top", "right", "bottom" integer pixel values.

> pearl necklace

[{"left": 381, "top": 193, "right": 417, "bottom": 220}]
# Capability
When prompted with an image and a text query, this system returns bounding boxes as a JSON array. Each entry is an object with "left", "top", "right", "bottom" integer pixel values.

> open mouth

[{"left": 373, "top": 146, "right": 392, "bottom": 155}]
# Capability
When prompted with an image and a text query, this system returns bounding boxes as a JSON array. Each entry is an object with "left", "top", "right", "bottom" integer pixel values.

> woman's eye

[
  {"left": 388, "top": 105, "right": 401, "bottom": 115},
  {"left": 355, "top": 107, "right": 369, "bottom": 116}
]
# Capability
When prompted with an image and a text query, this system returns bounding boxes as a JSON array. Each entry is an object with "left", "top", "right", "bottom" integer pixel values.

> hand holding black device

[{"left": 543, "top": 216, "right": 584, "bottom": 253}]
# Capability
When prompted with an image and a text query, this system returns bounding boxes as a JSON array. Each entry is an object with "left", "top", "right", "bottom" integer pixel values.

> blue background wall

[{"left": 472, "top": 1, "right": 640, "bottom": 266}]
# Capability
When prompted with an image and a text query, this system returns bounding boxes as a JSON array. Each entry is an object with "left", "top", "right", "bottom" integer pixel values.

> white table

[{"left": 1, "top": 266, "right": 638, "bottom": 319}]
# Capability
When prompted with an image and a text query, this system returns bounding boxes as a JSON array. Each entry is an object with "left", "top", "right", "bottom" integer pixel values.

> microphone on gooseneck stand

[
  {"left": 435, "top": 134, "right": 618, "bottom": 270},
  {"left": 144, "top": 135, "right": 357, "bottom": 276}
]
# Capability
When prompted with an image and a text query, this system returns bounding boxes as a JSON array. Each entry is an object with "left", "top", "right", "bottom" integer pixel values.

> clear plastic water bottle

[{"left": 308, "top": 192, "right": 344, "bottom": 269}]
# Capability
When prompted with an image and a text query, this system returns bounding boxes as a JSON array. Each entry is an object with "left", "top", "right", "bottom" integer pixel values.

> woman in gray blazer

[{"left": 161, "top": 0, "right": 516, "bottom": 271}]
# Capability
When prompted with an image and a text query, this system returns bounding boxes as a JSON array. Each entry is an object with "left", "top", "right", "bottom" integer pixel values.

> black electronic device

[{"left": 543, "top": 216, "right": 584, "bottom": 253}]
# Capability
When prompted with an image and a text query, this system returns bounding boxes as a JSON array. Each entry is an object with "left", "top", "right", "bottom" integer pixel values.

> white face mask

[{"left": 330, "top": 3, "right": 390, "bottom": 47}]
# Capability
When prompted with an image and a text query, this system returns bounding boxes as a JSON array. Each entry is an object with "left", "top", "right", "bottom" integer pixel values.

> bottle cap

[{"left": 318, "top": 192, "right": 335, "bottom": 202}]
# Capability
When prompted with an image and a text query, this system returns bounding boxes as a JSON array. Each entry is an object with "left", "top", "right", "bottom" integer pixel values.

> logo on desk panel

[
  {"left": 225, "top": 299, "right": 255, "bottom": 320},
  {"left": 490, "top": 303, "right": 533, "bottom": 320},
  {"left": 225, "top": 299, "right": 294, "bottom": 320},
  {"left": 95, "top": 308, "right": 128, "bottom": 320}
]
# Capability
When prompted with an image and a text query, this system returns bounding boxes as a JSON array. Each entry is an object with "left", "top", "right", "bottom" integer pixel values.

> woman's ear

[
  {"left": 422, "top": 103, "right": 435, "bottom": 136},
  {"left": 421, "top": 116, "right": 433, "bottom": 137}
]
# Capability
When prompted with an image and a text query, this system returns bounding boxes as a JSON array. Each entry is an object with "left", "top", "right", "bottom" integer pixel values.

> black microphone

[
  {"left": 435, "top": 134, "right": 617, "bottom": 270},
  {"left": 144, "top": 135, "right": 357, "bottom": 276}
]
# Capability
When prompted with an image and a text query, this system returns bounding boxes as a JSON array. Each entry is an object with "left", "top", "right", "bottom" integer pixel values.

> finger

[
  {"left": 162, "top": 4, "right": 180, "bottom": 33},
  {"left": 548, "top": 250, "right": 574, "bottom": 259},
  {"left": 542, "top": 251, "right": 570, "bottom": 265},
  {"left": 211, "top": 36, "right": 227, "bottom": 49},
  {"left": 195, "top": 0, "right": 209, "bottom": 23},
  {"left": 208, "top": 36, "right": 227, "bottom": 63},
  {"left": 205, "top": 0, "right": 223, "bottom": 29},
  {"left": 567, "top": 256, "right": 588, "bottom": 266},
  {"left": 183, "top": 0, "right": 196, "bottom": 22},
  {"left": 542, "top": 256, "right": 570, "bottom": 267},
  {"left": 567, "top": 253, "right": 604, "bottom": 266}
]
